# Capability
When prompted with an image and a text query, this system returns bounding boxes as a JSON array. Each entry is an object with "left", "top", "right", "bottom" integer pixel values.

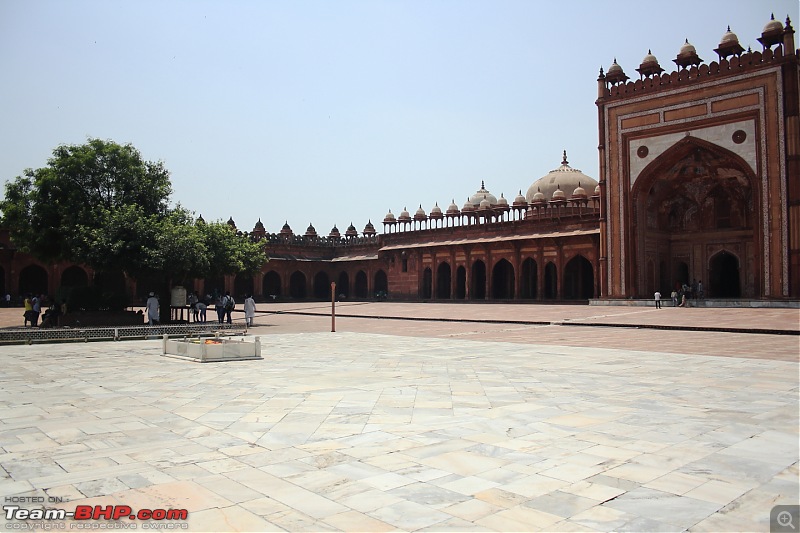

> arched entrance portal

[
  {"left": 456, "top": 266, "right": 466, "bottom": 299},
  {"left": 234, "top": 274, "right": 254, "bottom": 298},
  {"left": 263, "top": 271, "right": 281, "bottom": 298},
  {"left": 422, "top": 268, "right": 432, "bottom": 299},
  {"left": 471, "top": 260, "right": 486, "bottom": 300},
  {"left": 337, "top": 272, "right": 349, "bottom": 298},
  {"left": 633, "top": 137, "right": 756, "bottom": 298},
  {"left": 491, "top": 259, "right": 514, "bottom": 299},
  {"left": 289, "top": 271, "right": 306, "bottom": 299},
  {"left": 19, "top": 265, "right": 48, "bottom": 297},
  {"left": 674, "top": 261, "right": 690, "bottom": 289},
  {"left": 544, "top": 262, "right": 557, "bottom": 299},
  {"left": 563, "top": 255, "right": 594, "bottom": 299},
  {"left": 354, "top": 271, "right": 368, "bottom": 298},
  {"left": 709, "top": 250, "right": 741, "bottom": 298},
  {"left": 313, "top": 272, "right": 330, "bottom": 300},
  {"left": 521, "top": 258, "right": 537, "bottom": 299},
  {"left": 374, "top": 270, "right": 388, "bottom": 296},
  {"left": 436, "top": 263, "right": 451, "bottom": 299}
]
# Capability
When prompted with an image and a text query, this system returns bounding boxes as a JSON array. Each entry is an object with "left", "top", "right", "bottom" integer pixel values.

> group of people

[
  {"left": 22, "top": 294, "right": 63, "bottom": 327},
  {"left": 182, "top": 291, "right": 257, "bottom": 326},
  {"left": 654, "top": 279, "right": 704, "bottom": 308}
]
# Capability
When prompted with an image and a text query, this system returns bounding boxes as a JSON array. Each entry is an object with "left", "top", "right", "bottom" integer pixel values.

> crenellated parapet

[
  {"left": 601, "top": 48, "right": 793, "bottom": 100},
  {"left": 261, "top": 232, "right": 380, "bottom": 248},
  {"left": 598, "top": 15, "right": 797, "bottom": 102}
]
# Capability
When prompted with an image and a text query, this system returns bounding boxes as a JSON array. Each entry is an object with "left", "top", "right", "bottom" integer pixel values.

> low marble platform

[{"left": 162, "top": 336, "right": 262, "bottom": 362}]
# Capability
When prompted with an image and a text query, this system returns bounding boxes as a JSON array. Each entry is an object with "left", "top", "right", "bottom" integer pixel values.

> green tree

[
  {"left": 198, "top": 219, "right": 265, "bottom": 282},
  {"left": 1, "top": 138, "right": 171, "bottom": 270},
  {"left": 1, "top": 139, "right": 266, "bottom": 318}
]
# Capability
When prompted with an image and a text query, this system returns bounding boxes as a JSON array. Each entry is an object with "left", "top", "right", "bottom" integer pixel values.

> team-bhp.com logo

[{"left": 4, "top": 502, "right": 188, "bottom": 529}]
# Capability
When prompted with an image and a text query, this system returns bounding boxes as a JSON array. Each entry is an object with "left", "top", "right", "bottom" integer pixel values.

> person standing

[
  {"left": 23, "top": 294, "right": 33, "bottom": 326},
  {"left": 670, "top": 289, "right": 678, "bottom": 307},
  {"left": 196, "top": 299, "right": 207, "bottom": 323},
  {"left": 223, "top": 291, "right": 235, "bottom": 324},
  {"left": 654, "top": 290, "right": 662, "bottom": 309},
  {"left": 244, "top": 294, "right": 256, "bottom": 327},
  {"left": 215, "top": 294, "right": 225, "bottom": 324},
  {"left": 187, "top": 291, "right": 198, "bottom": 323},
  {"left": 31, "top": 294, "right": 42, "bottom": 326},
  {"left": 146, "top": 292, "right": 160, "bottom": 326},
  {"left": 697, "top": 280, "right": 704, "bottom": 300}
]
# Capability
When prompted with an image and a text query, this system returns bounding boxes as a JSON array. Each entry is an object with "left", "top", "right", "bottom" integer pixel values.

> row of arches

[
  {"left": 1, "top": 264, "right": 91, "bottom": 297},
  {"left": 0, "top": 251, "right": 744, "bottom": 302},
  {"left": 228, "top": 269, "right": 389, "bottom": 300},
  {"left": 421, "top": 255, "right": 595, "bottom": 300},
  {"left": 4, "top": 263, "right": 392, "bottom": 303}
]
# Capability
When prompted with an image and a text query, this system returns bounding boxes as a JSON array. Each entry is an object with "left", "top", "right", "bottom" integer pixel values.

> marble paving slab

[{"left": 0, "top": 332, "right": 797, "bottom": 532}]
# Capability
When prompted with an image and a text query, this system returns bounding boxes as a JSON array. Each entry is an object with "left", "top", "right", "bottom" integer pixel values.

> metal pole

[{"left": 331, "top": 282, "right": 336, "bottom": 332}]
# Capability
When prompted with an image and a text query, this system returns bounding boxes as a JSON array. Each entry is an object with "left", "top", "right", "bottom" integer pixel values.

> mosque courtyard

[{"left": 0, "top": 303, "right": 798, "bottom": 532}]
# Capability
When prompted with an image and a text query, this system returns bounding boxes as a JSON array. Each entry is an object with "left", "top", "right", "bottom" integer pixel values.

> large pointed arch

[
  {"left": 435, "top": 263, "right": 451, "bottom": 300},
  {"left": 491, "top": 259, "right": 514, "bottom": 299},
  {"left": 632, "top": 136, "right": 757, "bottom": 199},
  {"left": 631, "top": 136, "right": 759, "bottom": 298}
]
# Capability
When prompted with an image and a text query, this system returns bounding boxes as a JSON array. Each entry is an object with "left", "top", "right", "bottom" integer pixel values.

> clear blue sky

[{"left": 1, "top": 0, "right": 796, "bottom": 235}]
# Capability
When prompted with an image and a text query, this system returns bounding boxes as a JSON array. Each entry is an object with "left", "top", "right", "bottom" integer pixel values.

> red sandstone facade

[
  {"left": 596, "top": 16, "right": 799, "bottom": 299},
  {"left": 1, "top": 16, "right": 796, "bottom": 304}
]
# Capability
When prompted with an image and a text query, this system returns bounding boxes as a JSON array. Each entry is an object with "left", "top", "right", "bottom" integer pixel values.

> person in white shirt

[
  {"left": 244, "top": 295, "right": 256, "bottom": 327},
  {"left": 654, "top": 291, "right": 662, "bottom": 309},
  {"left": 146, "top": 292, "right": 159, "bottom": 325}
]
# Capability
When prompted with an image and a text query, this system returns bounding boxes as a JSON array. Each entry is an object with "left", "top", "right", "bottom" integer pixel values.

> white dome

[
  {"left": 607, "top": 59, "right": 623, "bottom": 76},
  {"left": 526, "top": 151, "right": 598, "bottom": 203},
  {"left": 720, "top": 26, "right": 740, "bottom": 45},
  {"left": 468, "top": 181, "right": 497, "bottom": 206},
  {"left": 679, "top": 39, "right": 697, "bottom": 55},
  {"left": 763, "top": 14, "right": 783, "bottom": 33},
  {"left": 641, "top": 50, "right": 659, "bottom": 65},
  {"left": 572, "top": 183, "right": 587, "bottom": 198}
]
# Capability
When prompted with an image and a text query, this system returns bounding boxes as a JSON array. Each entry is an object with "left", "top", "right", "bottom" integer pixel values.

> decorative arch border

[
  {"left": 630, "top": 136, "right": 762, "bottom": 298},
  {"left": 631, "top": 136, "right": 758, "bottom": 201}
]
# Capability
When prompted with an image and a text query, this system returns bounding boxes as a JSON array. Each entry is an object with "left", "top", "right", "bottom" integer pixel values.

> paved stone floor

[{"left": 0, "top": 303, "right": 798, "bottom": 532}]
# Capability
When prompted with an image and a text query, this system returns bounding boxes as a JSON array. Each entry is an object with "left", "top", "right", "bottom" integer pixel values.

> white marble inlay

[{"left": 629, "top": 119, "right": 757, "bottom": 187}]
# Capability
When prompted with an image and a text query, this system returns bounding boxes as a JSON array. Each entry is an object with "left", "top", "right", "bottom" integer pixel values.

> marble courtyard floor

[{"left": 0, "top": 303, "right": 797, "bottom": 531}]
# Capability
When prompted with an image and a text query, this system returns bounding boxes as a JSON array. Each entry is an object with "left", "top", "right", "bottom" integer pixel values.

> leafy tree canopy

[{"left": 0, "top": 139, "right": 265, "bottom": 284}]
